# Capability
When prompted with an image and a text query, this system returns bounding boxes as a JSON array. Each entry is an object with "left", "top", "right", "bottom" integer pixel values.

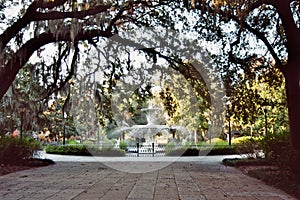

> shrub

[
  {"left": 232, "top": 136, "right": 252, "bottom": 145},
  {"left": 165, "top": 142, "right": 176, "bottom": 152},
  {"left": 165, "top": 145, "right": 239, "bottom": 156},
  {"left": 232, "top": 136, "right": 263, "bottom": 158},
  {"left": 0, "top": 136, "right": 41, "bottom": 164},
  {"left": 196, "top": 141, "right": 207, "bottom": 146},
  {"left": 100, "top": 140, "right": 117, "bottom": 148},
  {"left": 259, "top": 131, "right": 295, "bottom": 167},
  {"left": 119, "top": 141, "right": 128, "bottom": 151},
  {"left": 90, "top": 147, "right": 125, "bottom": 157},
  {"left": 82, "top": 140, "right": 94, "bottom": 146},
  {"left": 46, "top": 145, "right": 125, "bottom": 157},
  {"left": 207, "top": 138, "right": 228, "bottom": 145},
  {"left": 207, "top": 145, "right": 238, "bottom": 155},
  {"left": 66, "top": 139, "right": 79, "bottom": 145},
  {"left": 166, "top": 147, "right": 199, "bottom": 156},
  {"left": 46, "top": 144, "right": 91, "bottom": 156}
]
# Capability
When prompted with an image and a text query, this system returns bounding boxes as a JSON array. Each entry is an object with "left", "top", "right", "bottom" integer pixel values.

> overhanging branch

[{"left": 0, "top": 28, "right": 113, "bottom": 99}]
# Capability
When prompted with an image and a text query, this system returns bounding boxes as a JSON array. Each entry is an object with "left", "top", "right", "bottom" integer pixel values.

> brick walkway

[{"left": 0, "top": 157, "right": 296, "bottom": 200}]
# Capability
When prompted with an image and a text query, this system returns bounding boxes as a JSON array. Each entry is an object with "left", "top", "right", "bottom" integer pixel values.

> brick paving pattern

[{"left": 0, "top": 159, "right": 296, "bottom": 200}]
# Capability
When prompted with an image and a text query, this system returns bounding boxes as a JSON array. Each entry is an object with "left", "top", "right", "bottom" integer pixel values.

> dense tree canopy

[{"left": 0, "top": 0, "right": 300, "bottom": 170}]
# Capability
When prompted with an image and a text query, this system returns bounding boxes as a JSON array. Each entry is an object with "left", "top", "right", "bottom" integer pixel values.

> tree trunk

[
  {"left": 275, "top": 1, "right": 300, "bottom": 174},
  {"left": 285, "top": 58, "right": 300, "bottom": 173},
  {"left": 285, "top": 60, "right": 300, "bottom": 150}
]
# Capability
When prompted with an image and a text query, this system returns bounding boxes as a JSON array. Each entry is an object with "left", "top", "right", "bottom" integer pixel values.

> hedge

[
  {"left": 46, "top": 145, "right": 125, "bottom": 157},
  {"left": 165, "top": 145, "right": 239, "bottom": 156},
  {"left": 0, "top": 136, "right": 42, "bottom": 164}
]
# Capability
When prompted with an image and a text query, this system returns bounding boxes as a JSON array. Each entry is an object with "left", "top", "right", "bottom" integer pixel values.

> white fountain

[
  {"left": 94, "top": 99, "right": 193, "bottom": 175},
  {"left": 112, "top": 100, "right": 190, "bottom": 154}
]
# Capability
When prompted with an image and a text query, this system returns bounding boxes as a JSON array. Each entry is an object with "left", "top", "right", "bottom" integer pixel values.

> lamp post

[
  {"left": 6, "top": 115, "right": 13, "bottom": 134},
  {"left": 207, "top": 120, "right": 211, "bottom": 144},
  {"left": 263, "top": 107, "right": 268, "bottom": 136},
  {"left": 227, "top": 111, "right": 232, "bottom": 146},
  {"left": 97, "top": 122, "right": 100, "bottom": 146},
  {"left": 62, "top": 112, "right": 66, "bottom": 145},
  {"left": 226, "top": 100, "right": 232, "bottom": 146},
  {"left": 262, "top": 101, "right": 271, "bottom": 136},
  {"left": 18, "top": 104, "right": 26, "bottom": 139}
]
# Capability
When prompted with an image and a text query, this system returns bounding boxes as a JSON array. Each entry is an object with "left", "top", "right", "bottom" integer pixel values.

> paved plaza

[{"left": 0, "top": 154, "right": 296, "bottom": 200}]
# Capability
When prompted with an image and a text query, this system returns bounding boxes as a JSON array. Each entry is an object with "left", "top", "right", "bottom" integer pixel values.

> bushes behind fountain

[
  {"left": 45, "top": 145, "right": 125, "bottom": 157},
  {"left": 165, "top": 145, "right": 239, "bottom": 156},
  {"left": 164, "top": 139, "right": 257, "bottom": 156}
]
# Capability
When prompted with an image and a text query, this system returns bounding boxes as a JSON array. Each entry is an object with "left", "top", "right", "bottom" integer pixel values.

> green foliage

[
  {"left": 66, "top": 139, "right": 79, "bottom": 145},
  {"left": 42, "top": 97, "right": 78, "bottom": 138},
  {"left": 46, "top": 145, "right": 90, "bottom": 156},
  {"left": 0, "top": 137, "right": 41, "bottom": 164},
  {"left": 24, "top": 137, "right": 43, "bottom": 150},
  {"left": 89, "top": 147, "right": 125, "bottom": 157},
  {"left": 207, "top": 145, "right": 238, "bottom": 155},
  {"left": 159, "top": 87, "right": 179, "bottom": 118},
  {"left": 232, "top": 136, "right": 263, "bottom": 158},
  {"left": 232, "top": 136, "right": 262, "bottom": 145},
  {"left": 228, "top": 131, "right": 295, "bottom": 168},
  {"left": 45, "top": 145, "right": 125, "bottom": 157},
  {"left": 232, "top": 136, "right": 251, "bottom": 145},
  {"left": 229, "top": 70, "right": 288, "bottom": 128},
  {"left": 165, "top": 142, "right": 176, "bottom": 152},
  {"left": 0, "top": 0, "right": 292, "bottom": 150},
  {"left": 259, "top": 131, "right": 294, "bottom": 167},
  {"left": 82, "top": 140, "right": 95, "bottom": 146},
  {"left": 166, "top": 148, "right": 199, "bottom": 156},
  {"left": 119, "top": 141, "right": 128, "bottom": 150},
  {"left": 101, "top": 140, "right": 117, "bottom": 148},
  {"left": 195, "top": 141, "right": 208, "bottom": 146},
  {"left": 223, "top": 158, "right": 270, "bottom": 167},
  {"left": 165, "top": 145, "right": 239, "bottom": 156},
  {"left": 207, "top": 138, "right": 228, "bottom": 145}
]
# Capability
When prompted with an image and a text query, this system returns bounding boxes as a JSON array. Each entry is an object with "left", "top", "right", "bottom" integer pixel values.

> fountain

[{"left": 112, "top": 100, "right": 190, "bottom": 155}]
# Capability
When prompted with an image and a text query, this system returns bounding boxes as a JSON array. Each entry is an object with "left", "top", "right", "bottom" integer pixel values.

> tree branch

[
  {"left": 32, "top": 0, "right": 68, "bottom": 9},
  {"left": 194, "top": 0, "right": 284, "bottom": 68},
  {"left": 40, "top": 43, "right": 79, "bottom": 102},
  {"left": 0, "top": 2, "right": 113, "bottom": 51},
  {"left": 0, "top": 29, "right": 113, "bottom": 99},
  {"left": 34, "top": 5, "right": 111, "bottom": 20},
  {"left": 244, "top": 23, "right": 283, "bottom": 66}
]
